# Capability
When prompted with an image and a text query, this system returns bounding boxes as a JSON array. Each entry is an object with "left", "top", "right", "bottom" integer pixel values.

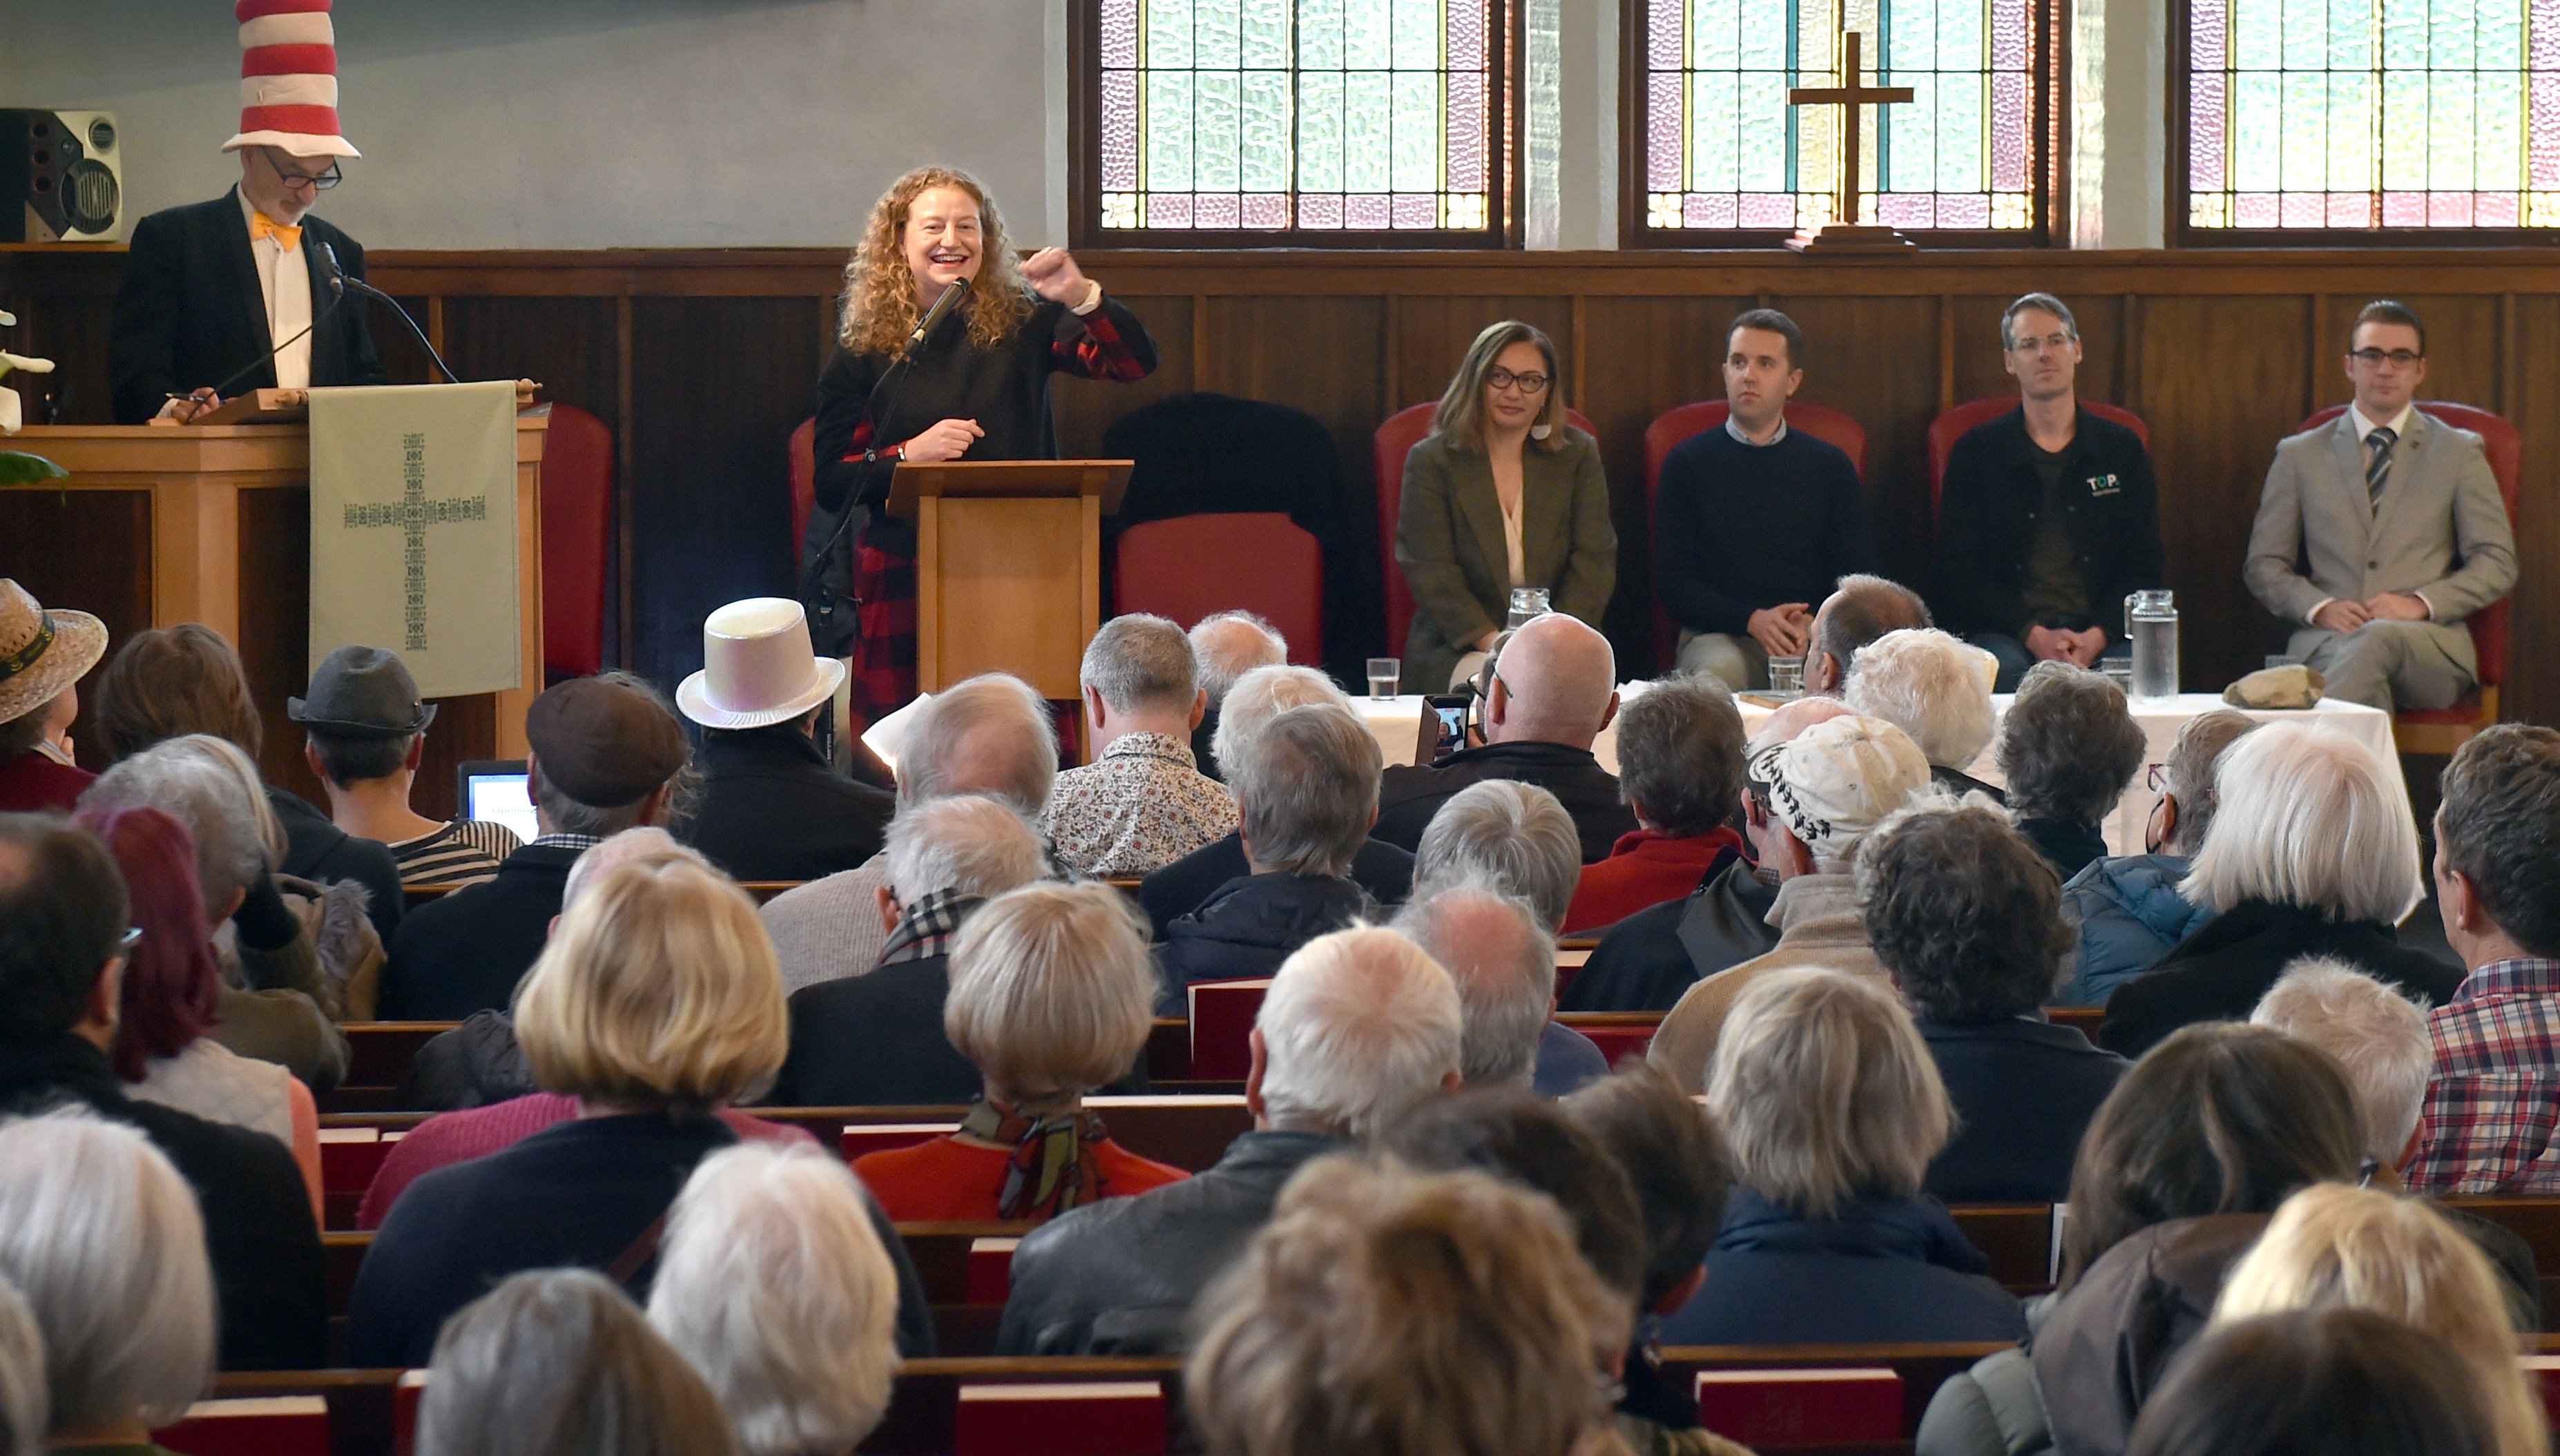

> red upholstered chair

[
  {"left": 1113, "top": 513, "right": 1325, "bottom": 666},
  {"left": 2296, "top": 400, "right": 2520, "bottom": 754},
  {"left": 1372, "top": 402, "right": 1598, "bottom": 657},
  {"left": 539, "top": 404, "right": 614, "bottom": 681},
  {"left": 1641, "top": 400, "right": 1871, "bottom": 663},
  {"left": 789, "top": 416, "right": 816, "bottom": 565},
  {"left": 1926, "top": 397, "right": 2151, "bottom": 520}
]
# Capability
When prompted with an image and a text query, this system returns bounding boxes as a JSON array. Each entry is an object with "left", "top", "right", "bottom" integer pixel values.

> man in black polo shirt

[
  {"left": 1934, "top": 293, "right": 2165, "bottom": 690},
  {"left": 1654, "top": 308, "right": 1875, "bottom": 692}
]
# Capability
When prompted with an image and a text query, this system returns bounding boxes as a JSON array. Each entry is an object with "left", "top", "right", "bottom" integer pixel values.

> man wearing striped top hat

[{"left": 110, "top": 0, "right": 387, "bottom": 425}]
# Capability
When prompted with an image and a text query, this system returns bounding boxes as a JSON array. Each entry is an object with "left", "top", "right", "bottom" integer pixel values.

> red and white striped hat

[{"left": 222, "top": 0, "right": 358, "bottom": 158}]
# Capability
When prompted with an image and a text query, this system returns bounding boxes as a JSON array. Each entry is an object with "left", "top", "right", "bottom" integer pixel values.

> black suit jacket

[
  {"left": 682, "top": 726, "right": 894, "bottom": 883},
  {"left": 773, "top": 955, "right": 982, "bottom": 1107},
  {"left": 110, "top": 188, "right": 388, "bottom": 424},
  {"left": 1138, "top": 830, "right": 1414, "bottom": 940},
  {"left": 1373, "top": 739, "right": 1639, "bottom": 864},
  {"left": 380, "top": 841, "right": 582, "bottom": 1020}
]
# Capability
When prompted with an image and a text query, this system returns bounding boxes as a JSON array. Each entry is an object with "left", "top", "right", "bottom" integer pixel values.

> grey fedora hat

[{"left": 289, "top": 643, "right": 438, "bottom": 735}]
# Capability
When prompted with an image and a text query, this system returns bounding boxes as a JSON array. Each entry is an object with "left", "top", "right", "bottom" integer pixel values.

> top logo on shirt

[{"left": 2086, "top": 473, "right": 2121, "bottom": 498}]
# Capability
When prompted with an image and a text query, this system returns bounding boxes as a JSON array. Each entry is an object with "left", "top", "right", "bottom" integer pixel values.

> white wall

[{"left": 0, "top": 0, "right": 1064, "bottom": 248}]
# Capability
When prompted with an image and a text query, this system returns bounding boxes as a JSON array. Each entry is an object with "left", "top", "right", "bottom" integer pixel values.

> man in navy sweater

[{"left": 1655, "top": 310, "right": 1875, "bottom": 691}]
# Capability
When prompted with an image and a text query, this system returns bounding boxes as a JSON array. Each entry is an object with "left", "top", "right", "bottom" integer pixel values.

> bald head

[
  {"left": 1393, "top": 886, "right": 1557, "bottom": 1088},
  {"left": 1190, "top": 613, "right": 1287, "bottom": 704},
  {"left": 1485, "top": 614, "right": 1619, "bottom": 749},
  {"left": 561, "top": 826, "right": 708, "bottom": 911},
  {"left": 1807, "top": 574, "right": 1932, "bottom": 696}
]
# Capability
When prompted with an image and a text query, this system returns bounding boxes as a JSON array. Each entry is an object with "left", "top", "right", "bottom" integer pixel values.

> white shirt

[
  {"left": 1724, "top": 415, "right": 1789, "bottom": 446},
  {"left": 237, "top": 188, "right": 312, "bottom": 391},
  {"left": 1499, "top": 485, "right": 1527, "bottom": 590}
]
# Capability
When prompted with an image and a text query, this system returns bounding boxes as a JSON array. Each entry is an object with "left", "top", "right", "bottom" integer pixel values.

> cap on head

[
  {"left": 523, "top": 677, "right": 688, "bottom": 808},
  {"left": 1746, "top": 713, "right": 1929, "bottom": 863},
  {"left": 289, "top": 643, "right": 434, "bottom": 735}
]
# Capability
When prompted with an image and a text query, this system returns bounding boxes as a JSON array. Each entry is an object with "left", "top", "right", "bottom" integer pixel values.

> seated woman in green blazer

[{"left": 1394, "top": 320, "right": 1617, "bottom": 692}]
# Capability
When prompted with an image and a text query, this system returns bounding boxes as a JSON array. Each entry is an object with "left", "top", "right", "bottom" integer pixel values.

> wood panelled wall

[{"left": 7, "top": 246, "right": 2556, "bottom": 725}]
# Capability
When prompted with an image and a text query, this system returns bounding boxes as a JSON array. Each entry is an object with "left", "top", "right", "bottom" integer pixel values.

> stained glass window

[
  {"left": 1638, "top": 0, "right": 2042, "bottom": 233},
  {"left": 1095, "top": 0, "right": 1497, "bottom": 233},
  {"left": 2184, "top": 0, "right": 2560, "bottom": 229}
]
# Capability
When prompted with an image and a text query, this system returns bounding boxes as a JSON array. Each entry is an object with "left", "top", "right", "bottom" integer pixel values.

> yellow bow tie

[{"left": 251, "top": 211, "right": 302, "bottom": 251}]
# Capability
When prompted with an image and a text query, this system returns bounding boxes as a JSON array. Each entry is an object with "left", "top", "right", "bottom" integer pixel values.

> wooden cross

[{"left": 1786, "top": 30, "right": 1916, "bottom": 249}]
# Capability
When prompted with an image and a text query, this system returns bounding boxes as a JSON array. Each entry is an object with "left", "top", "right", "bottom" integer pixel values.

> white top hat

[{"left": 675, "top": 598, "right": 845, "bottom": 730}]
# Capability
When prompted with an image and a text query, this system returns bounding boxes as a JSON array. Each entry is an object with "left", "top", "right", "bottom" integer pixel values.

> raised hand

[{"left": 1020, "top": 247, "right": 1090, "bottom": 304}]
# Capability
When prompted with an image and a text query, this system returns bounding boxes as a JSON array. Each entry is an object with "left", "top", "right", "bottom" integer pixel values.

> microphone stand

[{"left": 321, "top": 243, "right": 459, "bottom": 385}]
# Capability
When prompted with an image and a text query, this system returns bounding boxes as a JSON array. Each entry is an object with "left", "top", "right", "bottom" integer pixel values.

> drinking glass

[
  {"left": 1506, "top": 588, "right": 1551, "bottom": 632},
  {"left": 1366, "top": 657, "right": 1401, "bottom": 701},
  {"left": 1766, "top": 655, "right": 1805, "bottom": 697},
  {"left": 2264, "top": 654, "right": 2303, "bottom": 671},
  {"left": 2101, "top": 660, "right": 2134, "bottom": 695}
]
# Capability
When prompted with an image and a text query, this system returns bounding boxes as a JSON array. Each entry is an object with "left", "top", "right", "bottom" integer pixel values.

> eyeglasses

[
  {"left": 117, "top": 926, "right": 143, "bottom": 953},
  {"left": 2010, "top": 332, "right": 2076, "bottom": 354},
  {"left": 2347, "top": 347, "right": 2423, "bottom": 367},
  {"left": 2146, "top": 763, "right": 2169, "bottom": 793},
  {"left": 1485, "top": 367, "right": 1551, "bottom": 395},
  {"left": 264, "top": 149, "right": 342, "bottom": 191}
]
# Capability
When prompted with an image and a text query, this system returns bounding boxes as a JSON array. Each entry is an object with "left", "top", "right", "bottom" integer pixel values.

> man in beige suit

[{"left": 2244, "top": 300, "right": 2516, "bottom": 711}]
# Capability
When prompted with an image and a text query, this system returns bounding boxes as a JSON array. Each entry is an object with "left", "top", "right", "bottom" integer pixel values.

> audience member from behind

[
  {"left": 1803, "top": 572, "right": 1933, "bottom": 697},
  {"left": 416, "top": 1270, "right": 741, "bottom": 1456},
  {"left": 383, "top": 672, "right": 689, "bottom": 1020},
  {"left": 2409, "top": 724, "right": 2560, "bottom": 1195},
  {"left": 1647, "top": 712, "right": 1931, "bottom": 1091},
  {"left": 73, "top": 806, "right": 321, "bottom": 1217},
  {"left": 92, "top": 622, "right": 403, "bottom": 938},
  {"left": 2102, "top": 721, "right": 2452, "bottom": 1058},
  {"left": 0, "top": 1278, "right": 39, "bottom": 1456},
  {"left": 78, "top": 737, "right": 351, "bottom": 1090},
  {"left": 771, "top": 796, "right": 1048, "bottom": 1107},
  {"left": 2213, "top": 1183, "right": 2543, "bottom": 1456},
  {"left": 677, "top": 597, "right": 892, "bottom": 883},
  {"left": 1139, "top": 665, "right": 1415, "bottom": 936},
  {"left": 1654, "top": 309, "right": 1875, "bottom": 692},
  {"left": 1996, "top": 661, "right": 2146, "bottom": 877},
  {"left": 2123, "top": 1309, "right": 2499, "bottom": 1456},
  {"left": 2057, "top": 709, "right": 2258, "bottom": 1006},
  {"left": 1861, "top": 802, "right": 2125, "bottom": 1203},
  {"left": 1560, "top": 1065, "right": 1741, "bottom": 1455},
  {"left": 1562, "top": 672, "right": 1750, "bottom": 934},
  {"left": 1044, "top": 613, "right": 1235, "bottom": 877},
  {"left": 1407, "top": 780, "right": 1610, "bottom": 1091},
  {"left": 0, "top": 580, "right": 105, "bottom": 813},
  {"left": 1662, "top": 967, "right": 2023, "bottom": 1346},
  {"left": 1158, "top": 703, "right": 1383, "bottom": 1010},
  {"left": 851, "top": 882, "right": 1185, "bottom": 1221},
  {"left": 1000, "top": 924, "right": 1462, "bottom": 1355},
  {"left": 1188, "top": 1159, "right": 1630, "bottom": 1456},
  {"left": 349, "top": 855, "right": 930, "bottom": 1368},
  {"left": 762, "top": 671, "right": 1057, "bottom": 991},
  {"left": 1395, "top": 885, "right": 1599, "bottom": 1097},
  {"left": 1842, "top": 628, "right": 2002, "bottom": 801},
  {"left": 1187, "top": 611, "right": 1286, "bottom": 779},
  {"left": 1920, "top": 1022, "right": 2365, "bottom": 1456},
  {"left": 0, "top": 1110, "right": 214, "bottom": 1452},
  {"left": 291, "top": 643, "right": 521, "bottom": 891},
  {"left": 647, "top": 1143, "right": 903, "bottom": 1456},
  {"left": 1374, "top": 612, "right": 1636, "bottom": 862}
]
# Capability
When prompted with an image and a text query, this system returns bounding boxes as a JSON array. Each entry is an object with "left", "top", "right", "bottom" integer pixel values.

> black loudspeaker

[{"left": 0, "top": 110, "right": 122, "bottom": 242}]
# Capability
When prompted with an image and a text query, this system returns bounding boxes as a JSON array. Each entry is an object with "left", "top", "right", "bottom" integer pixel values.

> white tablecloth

[{"left": 1356, "top": 690, "right": 2403, "bottom": 859}]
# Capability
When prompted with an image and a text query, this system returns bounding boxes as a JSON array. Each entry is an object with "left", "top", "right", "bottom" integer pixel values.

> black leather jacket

[{"left": 997, "top": 1129, "right": 1349, "bottom": 1355}]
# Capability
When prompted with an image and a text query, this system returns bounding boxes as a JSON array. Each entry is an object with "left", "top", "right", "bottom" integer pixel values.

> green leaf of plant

[{"left": 0, "top": 452, "right": 68, "bottom": 486}]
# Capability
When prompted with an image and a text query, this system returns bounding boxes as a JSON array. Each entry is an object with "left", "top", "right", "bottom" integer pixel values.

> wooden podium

[
  {"left": 887, "top": 459, "right": 1131, "bottom": 698},
  {"left": 0, "top": 415, "right": 548, "bottom": 816}
]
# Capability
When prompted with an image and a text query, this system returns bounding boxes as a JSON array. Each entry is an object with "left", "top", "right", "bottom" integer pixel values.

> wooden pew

[
  {"left": 2445, "top": 1196, "right": 2560, "bottom": 1317},
  {"left": 1659, "top": 1343, "right": 2015, "bottom": 1440},
  {"left": 1948, "top": 1205, "right": 2057, "bottom": 1293}
]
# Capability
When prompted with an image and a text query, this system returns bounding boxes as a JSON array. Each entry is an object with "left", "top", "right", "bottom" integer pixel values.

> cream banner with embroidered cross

[{"left": 307, "top": 380, "right": 519, "bottom": 695}]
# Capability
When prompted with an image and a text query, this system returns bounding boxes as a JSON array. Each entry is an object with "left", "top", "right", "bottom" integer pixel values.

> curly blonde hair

[{"left": 837, "top": 166, "right": 1033, "bottom": 356}]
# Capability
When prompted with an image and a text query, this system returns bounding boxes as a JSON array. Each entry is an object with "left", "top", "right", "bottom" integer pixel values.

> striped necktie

[{"left": 2365, "top": 425, "right": 2397, "bottom": 507}]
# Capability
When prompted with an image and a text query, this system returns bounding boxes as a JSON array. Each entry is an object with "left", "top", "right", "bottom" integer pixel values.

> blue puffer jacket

[{"left": 2053, "top": 854, "right": 2212, "bottom": 1008}]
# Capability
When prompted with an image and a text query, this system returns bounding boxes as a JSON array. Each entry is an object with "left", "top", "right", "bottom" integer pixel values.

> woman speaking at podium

[{"left": 805, "top": 166, "right": 1157, "bottom": 718}]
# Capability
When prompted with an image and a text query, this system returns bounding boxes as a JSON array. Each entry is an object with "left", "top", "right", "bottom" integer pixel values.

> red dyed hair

[{"left": 73, "top": 806, "right": 224, "bottom": 1081}]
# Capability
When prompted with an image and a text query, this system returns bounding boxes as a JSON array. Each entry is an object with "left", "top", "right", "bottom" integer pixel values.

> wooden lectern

[
  {"left": 887, "top": 459, "right": 1132, "bottom": 699},
  {"left": 0, "top": 414, "right": 548, "bottom": 816}
]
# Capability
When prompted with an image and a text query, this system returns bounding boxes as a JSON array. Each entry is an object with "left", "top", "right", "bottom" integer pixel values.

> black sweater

[{"left": 1655, "top": 427, "right": 1874, "bottom": 636}]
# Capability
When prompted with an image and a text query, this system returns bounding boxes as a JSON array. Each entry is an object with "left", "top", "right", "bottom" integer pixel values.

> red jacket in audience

[
  {"left": 0, "top": 748, "right": 92, "bottom": 813},
  {"left": 855, "top": 1126, "right": 1187, "bottom": 1223},
  {"left": 1562, "top": 826, "right": 1744, "bottom": 935},
  {"left": 356, "top": 1092, "right": 812, "bottom": 1229}
]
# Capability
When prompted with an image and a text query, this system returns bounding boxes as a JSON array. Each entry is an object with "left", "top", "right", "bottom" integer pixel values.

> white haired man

[
  {"left": 999, "top": 924, "right": 1463, "bottom": 1355},
  {"left": 1187, "top": 612, "right": 1287, "bottom": 781},
  {"left": 1045, "top": 614, "right": 1238, "bottom": 877},
  {"left": 1842, "top": 628, "right": 2003, "bottom": 802},
  {"left": 1646, "top": 713, "right": 1932, "bottom": 1093},
  {"left": 1157, "top": 704, "right": 1382, "bottom": 1011},
  {"left": 772, "top": 796, "right": 1050, "bottom": 1106},
  {"left": 1374, "top": 612, "right": 1636, "bottom": 864},
  {"left": 1394, "top": 885, "right": 1586, "bottom": 1094},
  {"left": 762, "top": 672, "right": 1059, "bottom": 993},
  {"left": 1139, "top": 665, "right": 1416, "bottom": 938}
]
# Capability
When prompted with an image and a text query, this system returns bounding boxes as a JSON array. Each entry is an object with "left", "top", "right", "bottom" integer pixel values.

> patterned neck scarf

[{"left": 959, "top": 1096, "right": 1110, "bottom": 1220}]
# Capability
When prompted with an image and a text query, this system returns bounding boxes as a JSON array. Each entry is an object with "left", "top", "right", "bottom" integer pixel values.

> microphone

[
  {"left": 905, "top": 278, "right": 970, "bottom": 354},
  {"left": 316, "top": 240, "right": 347, "bottom": 299}
]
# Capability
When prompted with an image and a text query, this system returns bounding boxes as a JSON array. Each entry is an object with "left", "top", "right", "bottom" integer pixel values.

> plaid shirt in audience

[
  {"left": 1041, "top": 731, "right": 1238, "bottom": 879},
  {"left": 880, "top": 888, "right": 981, "bottom": 967},
  {"left": 2409, "top": 957, "right": 2560, "bottom": 1194}
]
